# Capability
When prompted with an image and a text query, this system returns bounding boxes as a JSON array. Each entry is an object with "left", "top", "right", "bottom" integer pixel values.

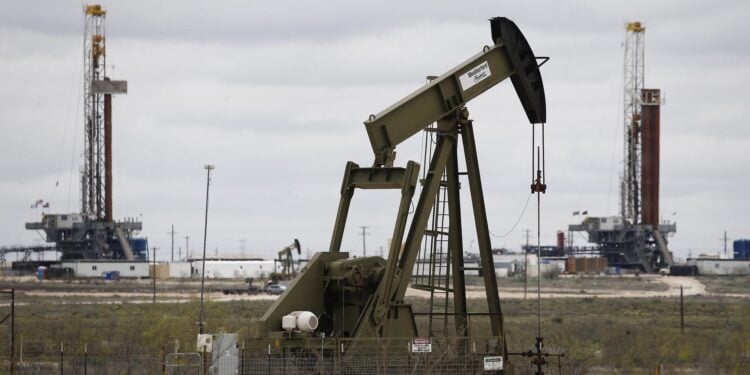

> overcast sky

[{"left": 1, "top": 0, "right": 748, "bottom": 261}]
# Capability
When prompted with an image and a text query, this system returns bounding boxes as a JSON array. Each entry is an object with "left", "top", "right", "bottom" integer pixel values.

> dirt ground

[{"left": 2, "top": 273, "right": 747, "bottom": 305}]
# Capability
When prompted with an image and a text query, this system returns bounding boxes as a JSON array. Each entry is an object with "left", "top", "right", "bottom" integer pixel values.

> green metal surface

[
  {"left": 446, "top": 132, "right": 468, "bottom": 338},
  {"left": 329, "top": 161, "right": 419, "bottom": 252},
  {"left": 258, "top": 19, "right": 546, "bottom": 374},
  {"left": 365, "top": 45, "right": 514, "bottom": 166},
  {"left": 461, "top": 121, "right": 505, "bottom": 343},
  {"left": 259, "top": 251, "right": 348, "bottom": 334}
]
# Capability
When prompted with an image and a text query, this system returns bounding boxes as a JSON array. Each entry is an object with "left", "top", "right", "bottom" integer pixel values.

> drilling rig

[
  {"left": 569, "top": 21, "right": 675, "bottom": 272},
  {"left": 253, "top": 17, "right": 546, "bottom": 372},
  {"left": 25, "top": 5, "right": 144, "bottom": 261}
]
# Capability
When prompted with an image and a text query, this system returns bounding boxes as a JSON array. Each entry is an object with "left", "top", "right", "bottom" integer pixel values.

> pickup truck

[{"left": 264, "top": 283, "right": 287, "bottom": 295}]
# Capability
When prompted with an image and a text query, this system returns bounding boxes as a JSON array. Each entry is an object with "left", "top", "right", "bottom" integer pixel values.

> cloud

[{"left": 1, "top": 0, "right": 749, "bottom": 262}]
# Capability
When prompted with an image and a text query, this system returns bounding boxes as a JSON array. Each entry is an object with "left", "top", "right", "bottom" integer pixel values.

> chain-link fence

[
  {"left": 8, "top": 347, "right": 163, "bottom": 374},
  {"left": 0, "top": 336, "right": 513, "bottom": 374},
  {"left": 165, "top": 352, "right": 202, "bottom": 375},
  {"left": 233, "top": 336, "right": 505, "bottom": 374},
  {"left": 0, "top": 336, "right": 586, "bottom": 374}
]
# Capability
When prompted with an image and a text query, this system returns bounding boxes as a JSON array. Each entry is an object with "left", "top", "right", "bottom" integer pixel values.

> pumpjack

[
  {"left": 257, "top": 17, "right": 547, "bottom": 370},
  {"left": 275, "top": 239, "right": 302, "bottom": 280}
]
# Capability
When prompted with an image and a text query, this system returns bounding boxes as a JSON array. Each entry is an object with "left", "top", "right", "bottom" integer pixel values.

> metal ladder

[{"left": 411, "top": 123, "right": 453, "bottom": 337}]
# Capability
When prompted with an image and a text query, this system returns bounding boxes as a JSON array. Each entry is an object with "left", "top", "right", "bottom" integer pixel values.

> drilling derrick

[
  {"left": 25, "top": 5, "right": 145, "bottom": 261},
  {"left": 569, "top": 21, "right": 675, "bottom": 272},
  {"left": 622, "top": 22, "right": 645, "bottom": 224},
  {"left": 83, "top": 5, "right": 107, "bottom": 219}
]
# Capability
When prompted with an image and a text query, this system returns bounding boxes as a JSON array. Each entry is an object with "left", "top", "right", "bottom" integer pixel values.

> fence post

[
  {"left": 203, "top": 346, "right": 208, "bottom": 375},
  {"left": 10, "top": 289, "right": 14, "bottom": 375},
  {"left": 407, "top": 340, "right": 411, "bottom": 371},
  {"left": 239, "top": 341, "right": 244, "bottom": 375},
  {"left": 160, "top": 345, "right": 166, "bottom": 374},
  {"left": 83, "top": 343, "right": 87, "bottom": 375},
  {"left": 59, "top": 342, "right": 63, "bottom": 375}
]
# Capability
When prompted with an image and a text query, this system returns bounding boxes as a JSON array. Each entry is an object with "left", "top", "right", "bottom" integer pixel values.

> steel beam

[
  {"left": 446, "top": 133, "right": 468, "bottom": 337},
  {"left": 394, "top": 133, "right": 456, "bottom": 300},
  {"left": 364, "top": 18, "right": 546, "bottom": 166},
  {"left": 461, "top": 121, "right": 504, "bottom": 339},
  {"left": 104, "top": 94, "right": 112, "bottom": 222},
  {"left": 365, "top": 46, "right": 513, "bottom": 165},
  {"left": 329, "top": 162, "right": 420, "bottom": 252}
]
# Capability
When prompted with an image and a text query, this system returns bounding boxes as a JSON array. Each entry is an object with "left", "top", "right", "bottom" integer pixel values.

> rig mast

[
  {"left": 569, "top": 21, "right": 675, "bottom": 272},
  {"left": 25, "top": 5, "right": 144, "bottom": 261},
  {"left": 621, "top": 22, "right": 645, "bottom": 224},
  {"left": 83, "top": 5, "right": 106, "bottom": 218}
]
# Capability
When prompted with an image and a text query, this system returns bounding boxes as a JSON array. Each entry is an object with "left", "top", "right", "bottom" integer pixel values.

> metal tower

[
  {"left": 621, "top": 22, "right": 645, "bottom": 224},
  {"left": 569, "top": 21, "right": 675, "bottom": 272},
  {"left": 83, "top": 5, "right": 107, "bottom": 219},
  {"left": 25, "top": 5, "right": 143, "bottom": 261}
]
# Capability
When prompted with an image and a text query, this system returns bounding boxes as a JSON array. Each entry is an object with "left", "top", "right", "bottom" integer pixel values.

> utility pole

[
  {"left": 680, "top": 285, "right": 685, "bottom": 333},
  {"left": 360, "top": 225, "right": 370, "bottom": 257},
  {"left": 178, "top": 246, "right": 182, "bottom": 261},
  {"left": 524, "top": 229, "right": 530, "bottom": 300},
  {"left": 722, "top": 231, "right": 728, "bottom": 257},
  {"left": 168, "top": 225, "right": 177, "bottom": 262},
  {"left": 184, "top": 235, "right": 190, "bottom": 260},
  {"left": 199, "top": 164, "right": 215, "bottom": 335}
]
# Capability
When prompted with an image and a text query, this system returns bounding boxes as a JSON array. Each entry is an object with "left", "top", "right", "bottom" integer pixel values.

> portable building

[
  {"left": 687, "top": 258, "right": 750, "bottom": 275},
  {"left": 190, "top": 259, "right": 279, "bottom": 279},
  {"left": 61, "top": 261, "right": 150, "bottom": 278}
]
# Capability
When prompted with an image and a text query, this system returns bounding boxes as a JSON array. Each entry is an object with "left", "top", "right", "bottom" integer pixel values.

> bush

[{"left": 543, "top": 267, "right": 561, "bottom": 280}]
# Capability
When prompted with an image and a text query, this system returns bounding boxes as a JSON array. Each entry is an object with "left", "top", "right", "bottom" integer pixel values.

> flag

[
  {"left": 582, "top": 211, "right": 588, "bottom": 215},
  {"left": 572, "top": 211, "right": 580, "bottom": 216},
  {"left": 36, "top": 199, "right": 43, "bottom": 205},
  {"left": 43, "top": 202, "right": 50, "bottom": 208}
]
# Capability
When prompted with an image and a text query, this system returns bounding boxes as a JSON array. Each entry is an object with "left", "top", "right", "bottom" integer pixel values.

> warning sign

[
  {"left": 410, "top": 338, "right": 432, "bottom": 353},
  {"left": 483, "top": 356, "right": 504, "bottom": 370}
]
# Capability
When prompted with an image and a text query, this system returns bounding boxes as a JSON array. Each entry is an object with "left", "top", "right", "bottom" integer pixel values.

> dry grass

[{"left": 0, "top": 276, "right": 746, "bottom": 373}]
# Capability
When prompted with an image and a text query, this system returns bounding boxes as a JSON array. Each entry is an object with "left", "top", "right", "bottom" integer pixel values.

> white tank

[
  {"left": 281, "top": 314, "right": 297, "bottom": 331},
  {"left": 281, "top": 311, "right": 318, "bottom": 332},
  {"left": 295, "top": 311, "right": 318, "bottom": 332}
]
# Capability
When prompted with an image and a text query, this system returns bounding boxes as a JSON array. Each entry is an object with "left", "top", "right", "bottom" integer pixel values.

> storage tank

[
  {"left": 282, "top": 311, "right": 318, "bottom": 332},
  {"left": 734, "top": 240, "right": 750, "bottom": 259},
  {"left": 129, "top": 238, "right": 149, "bottom": 260}
]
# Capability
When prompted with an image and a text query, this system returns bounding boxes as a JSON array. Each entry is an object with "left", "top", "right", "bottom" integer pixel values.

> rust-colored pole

[
  {"left": 104, "top": 93, "right": 113, "bottom": 222},
  {"left": 641, "top": 89, "right": 660, "bottom": 226}
]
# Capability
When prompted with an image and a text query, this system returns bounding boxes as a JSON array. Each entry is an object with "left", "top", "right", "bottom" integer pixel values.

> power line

[
  {"left": 168, "top": 225, "right": 177, "bottom": 263},
  {"left": 183, "top": 236, "right": 190, "bottom": 260},
  {"left": 359, "top": 226, "right": 370, "bottom": 257},
  {"left": 489, "top": 193, "right": 533, "bottom": 238}
]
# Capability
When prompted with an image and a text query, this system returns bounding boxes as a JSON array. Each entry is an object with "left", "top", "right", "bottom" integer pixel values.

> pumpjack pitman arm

[{"left": 364, "top": 17, "right": 546, "bottom": 167}]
